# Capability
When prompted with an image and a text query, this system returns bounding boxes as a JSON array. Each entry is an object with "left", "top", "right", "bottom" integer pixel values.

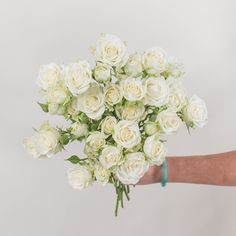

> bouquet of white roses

[{"left": 24, "top": 33, "right": 208, "bottom": 216}]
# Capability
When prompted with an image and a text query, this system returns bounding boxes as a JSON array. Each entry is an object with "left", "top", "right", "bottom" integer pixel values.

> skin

[{"left": 138, "top": 150, "right": 236, "bottom": 186}]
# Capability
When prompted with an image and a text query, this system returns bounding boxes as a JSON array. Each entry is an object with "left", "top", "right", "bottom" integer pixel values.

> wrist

[{"left": 166, "top": 157, "right": 176, "bottom": 183}]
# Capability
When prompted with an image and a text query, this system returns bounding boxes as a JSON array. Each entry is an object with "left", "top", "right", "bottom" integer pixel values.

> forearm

[
  {"left": 168, "top": 151, "right": 236, "bottom": 185},
  {"left": 139, "top": 151, "right": 236, "bottom": 186}
]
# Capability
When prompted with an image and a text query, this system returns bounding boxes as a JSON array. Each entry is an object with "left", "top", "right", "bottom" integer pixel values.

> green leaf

[
  {"left": 79, "top": 113, "right": 89, "bottom": 123},
  {"left": 59, "top": 134, "right": 70, "bottom": 145},
  {"left": 185, "top": 121, "right": 194, "bottom": 134},
  {"left": 38, "top": 103, "right": 48, "bottom": 112},
  {"left": 90, "top": 123, "right": 99, "bottom": 131},
  {"left": 66, "top": 155, "right": 80, "bottom": 164},
  {"left": 108, "top": 175, "right": 114, "bottom": 184}
]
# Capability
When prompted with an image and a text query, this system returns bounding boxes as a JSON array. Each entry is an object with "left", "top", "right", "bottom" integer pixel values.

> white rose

[
  {"left": 145, "top": 77, "right": 169, "bottom": 106},
  {"left": 166, "top": 77, "right": 187, "bottom": 111},
  {"left": 67, "top": 165, "right": 93, "bottom": 190},
  {"left": 76, "top": 82, "right": 105, "bottom": 120},
  {"left": 94, "top": 164, "right": 110, "bottom": 186},
  {"left": 143, "top": 134, "right": 167, "bottom": 166},
  {"left": 104, "top": 83, "right": 122, "bottom": 106},
  {"left": 37, "top": 63, "right": 62, "bottom": 90},
  {"left": 113, "top": 120, "right": 141, "bottom": 148},
  {"left": 115, "top": 101, "right": 146, "bottom": 121},
  {"left": 46, "top": 80, "right": 69, "bottom": 105},
  {"left": 48, "top": 103, "right": 66, "bottom": 115},
  {"left": 121, "top": 77, "right": 146, "bottom": 101},
  {"left": 99, "top": 145, "right": 123, "bottom": 169},
  {"left": 101, "top": 116, "right": 117, "bottom": 135},
  {"left": 166, "top": 77, "right": 184, "bottom": 90},
  {"left": 142, "top": 47, "right": 168, "bottom": 75},
  {"left": 92, "top": 33, "right": 128, "bottom": 67},
  {"left": 156, "top": 109, "right": 182, "bottom": 134},
  {"left": 168, "top": 88, "right": 187, "bottom": 112},
  {"left": 93, "top": 63, "right": 111, "bottom": 82},
  {"left": 124, "top": 53, "right": 143, "bottom": 77},
  {"left": 66, "top": 98, "right": 80, "bottom": 120},
  {"left": 23, "top": 121, "right": 61, "bottom": 159},
  {"left": 144, "top": 121, "right": 159, "bottom": 136},
  {"left": 64, "top": 61, "right": 92, "bottom": 95},
  {"left": 183, "top": 95, "right": 208, "bottom": 128},
  {"left": 85, "top": 132, "right": 106, "bottom": 157},
  {"left": 71, "top": 122, "right": 88, "bottom": 137},
  {"left": 115, "top": 152, "right": 149, "bottom": 184},
  {"left": 167, "top": 57, "right": 184, "bottom": 78}
]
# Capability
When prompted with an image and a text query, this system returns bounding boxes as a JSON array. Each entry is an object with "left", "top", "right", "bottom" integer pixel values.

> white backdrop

[{"left": 1, "top": 0, "right": 236, "bottom": 235}]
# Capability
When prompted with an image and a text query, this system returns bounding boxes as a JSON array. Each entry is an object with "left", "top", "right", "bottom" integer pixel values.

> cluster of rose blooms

[{"left": 24, "top": 34, "right": 208, "bottom": 215}]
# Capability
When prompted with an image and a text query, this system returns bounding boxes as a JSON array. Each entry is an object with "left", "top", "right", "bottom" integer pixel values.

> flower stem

[
  {"left": 115, "top": 191, "right": 119, "bottom": 217},
  {"left": 127, "top": 185, "right": 130, "bottom": 193},
  {"left": 123, "top": 185, "right": 130, "bottom": 201},
  {"left": 120, "top": 187, "right": 124, "bottom": 208},
  {"left": 114, "top": 182, "right": 132, "bottom": 216}
]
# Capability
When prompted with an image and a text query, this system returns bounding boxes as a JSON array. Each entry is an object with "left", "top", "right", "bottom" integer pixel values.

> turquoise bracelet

[{"left": 161, "top": 160, "right": 168, "bottom": 187}]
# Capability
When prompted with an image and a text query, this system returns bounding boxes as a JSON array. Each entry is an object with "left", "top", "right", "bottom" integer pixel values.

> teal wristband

[{"left": 161, "top": 160, "right": 168, "bottom": 187}]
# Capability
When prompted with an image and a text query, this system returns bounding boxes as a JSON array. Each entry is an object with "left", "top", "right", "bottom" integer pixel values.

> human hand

[{"left": 137, "top": 165, "right": 162, "bottom": 185}]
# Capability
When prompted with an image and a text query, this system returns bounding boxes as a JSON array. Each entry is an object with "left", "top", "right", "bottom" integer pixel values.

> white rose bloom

[
  {"left": 166, "top": 77, "right": 187, "bottom": 111},
  {"left": 144, "top": 121, "right": 159, "bottom": 136},
  {"left": 143, "top": 135, "right": 167, "bottom": 166},
  {"left": 104, "top": 83, "right": 122, "bottom": 106},
  {"left": 66, "top": 97, "right": 80, "bottom": 119},
  {"left": 93, "top": 63, "right": 111, "bottom": 82},
  {"left": 67, "top": 165, "right": 93, "bottom": 190},
  {"left": 116, "top": 101, "right": 146, "bottom": 121},
  {"left": 76, "top": 82, "right": 105, "bottom": 120},
  {"left": 101, "top": 116, "right": 117, "bottom": 135},
  {"left": 124, "top": 53, "right": 143, "bottom": 77},
  {"left": 64, "top": 61, "right": 92, "bottom": 95},
  {"left": 100, "top": 145, "right": 123, "bottom": 169},
  {"left": 48, "top": 103, "right": 66, "bottom": 115},
  {"left": 183, "top": 95, "right": 208, "bottom": 128},
  {"left": 121, "top": 77, "right": 146, "bottom": 101},
  {"left": 46, "top": 80, "right": 69, "bottom": 105},
  {"left": 86, "top": 131, "right": 106, "bottom": 150},
  {"left": 113, "top": 120, "right": 141, "bottom": 148},
  {"left": 145, "top": 77, "right": 169, "bottom": 106},
  {"left": 167, "top": 57, "right": 184, "bottom": 78},
  {"left": 156, "top": 109, "right": 182, "bottom": 134},
  {"left": 92, "top": 33, "right": 128, "bottom": 67},
  {"left": 23, "top": 121, "right": 61, "bottom": 159},
  {"left": 142, "top": 47, "right": 168, "bottom": 75},
  {"left": 116, "top": 152, "right": 149, "bottom": 184},
  {"left": 166, "top": 77, "right": 184, "bottom": 90},
  {"left": 71, "top": 122, "right": 88, "bottom": 137},
  {"left": 94, "top": 164, "right": 110, "bottom": 186},
  {"left": 168, "top": 88, "right": 187, "bottom": 112},
  {"left": 37, "top": 63, "right": 62, "bottom": 90}
]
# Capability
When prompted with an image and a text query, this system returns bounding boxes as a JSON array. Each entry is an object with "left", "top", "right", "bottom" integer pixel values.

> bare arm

[{"left": 138, "top": 150, "right": 236, "bottom": 186}]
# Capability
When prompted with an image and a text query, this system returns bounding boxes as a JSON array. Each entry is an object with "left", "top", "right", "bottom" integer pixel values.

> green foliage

[
  {"left": 90, "top": 122, "right": 99, "bottom": 131},
  {"left": 59, "top": 134, "right": 70, "bottom": 145},
  {"left": 185, "top": 122, "right": 194, "bottom": 134},
  {"left": 78, "top": 113, "right": 89, "bottom": 123},
  {"left": 66, "top": 155, "right": 80, "bottom": 164},
  {"left": 66, "top": 155, "right": 88, "bottom": 164},
  {"left": 38, "top": 103, "right": 48, "bottom": 112}
]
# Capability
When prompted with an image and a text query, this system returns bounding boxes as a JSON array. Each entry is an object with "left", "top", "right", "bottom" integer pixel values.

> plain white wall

[{"left": 0, "top": 0, "right": 236, "bottom": 235}]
